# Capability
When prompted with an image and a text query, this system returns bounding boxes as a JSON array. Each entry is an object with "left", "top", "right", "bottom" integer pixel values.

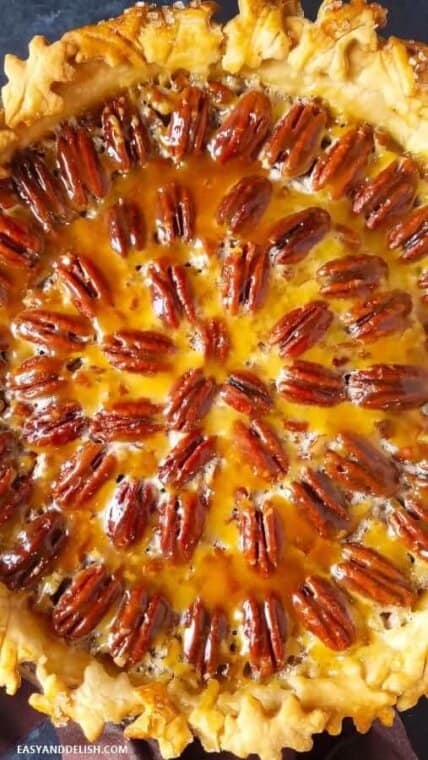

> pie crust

[{"left": 0, "top": 2, "right": 427, "bottom": 758}]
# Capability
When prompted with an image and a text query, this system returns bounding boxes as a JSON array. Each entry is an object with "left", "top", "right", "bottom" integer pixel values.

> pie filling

[{"left": 0, "top": 77, "right": 427, "bottom": 687}]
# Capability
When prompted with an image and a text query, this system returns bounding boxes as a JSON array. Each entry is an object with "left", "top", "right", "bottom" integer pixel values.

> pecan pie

[{"left": 0, "top": 0, "right": 428, "bottom": 757}]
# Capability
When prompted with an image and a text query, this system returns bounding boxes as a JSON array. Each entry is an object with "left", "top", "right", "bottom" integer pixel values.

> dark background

[{"left": 0, "top": 0, "right": 427, "bottom": 757}]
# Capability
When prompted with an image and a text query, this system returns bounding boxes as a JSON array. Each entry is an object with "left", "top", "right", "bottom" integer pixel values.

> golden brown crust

[{"left": 1, "top": 1, "right": 428, "bottom": 758}]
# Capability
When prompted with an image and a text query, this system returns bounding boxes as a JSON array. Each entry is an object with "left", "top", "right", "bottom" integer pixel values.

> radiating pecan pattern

[
  {"left": 91, "top": 399, "right": 162, "bottom": 442},
  {"left": 334, "top": 543, "right": 416, "bottom": 606},
  {"left": 234, "top": 419, "right": 288, "bottom": 481},
  {"left": 53, "top": 442, "right": 116, "bottom": 508},
  {"left": 236, "top": 490, "right": 283, "bottom": 575},
  {"left": 292, "top": 576, "right": 355, "bottom": 650},
  {"left": 23, "top": 401, "right": 85, "bottom": 446},
  {"left": 155, "top": 182, "right": 194, "bottom": 244},
  {"left": 108, "top": 198, "right": 145, "bottom": 256},
  {"left": 270, "top": 300, "right": 333, "bottom": 358},
  {"left": 243, "top": 594, "right": 287, "bottom": 677},
  {"left": 262, "top": 101, "right": 327, "bottom": 178},
  {"left": 159, "top": 490, "right": 208, "bottom": 561},
  {"left": 267, "top": 207, "right": 331, "bottom": 266},
  {"left": 216, "top": 176, "right": 272, "bottom": 232},
  {"left": 110, "top": 586, "right": 171, "bottom": 665},
  {"left": 352, "top": 158, "right": 419, "bottom": 229},
  {"left": 56, "top": 253, "right": 112, "bottom": 318},
  {"left": 165, "top": 369, "right": 216, "bottom": 431},
  {"left": 56, "top": 124, "right": 106, "bottom": 209},
  {"left": 102, "top": 96, "right": 149, "bottom": 172},
  {"left": 346, "top": 364, "right": 428, "bottom": 410},
  {"left": 312, "top": 125, "right": 374, "bottom": 199},
  {"left": 387, "top": 502, "right": 428, "bottom": 560},
  {"left": 387, "top": 205, "right": 428, "bottom": 262},
  {"left": 195, "top": 317, "right": 231, "bottom": 362},
  {"left": 211, "top": 90, "right": 272, "bottom": 163},
  {"left": 148, "top": 260, "right": 196, "bottom": 327},
  {"left": 221, "top": 370, "right": 272, "bottom": 416},
  {"left": 221, "top": 240, "right": 268, "bottom": 314},
  {"left": 15, "top": 309, "right": 94, "bottom": 352},
  {"left": 0, "top": 511, "right": 66, "bottom": 590},
  {"left": 325, "top": 432, "right": 399, "bottom": 497},
  {"left": 52, "top": 565, "right": 121, "bottom": 639},
  {"left": 0, "top": 212, "right": 42, "bottom": 269},
  {"left": 278, "top": 361, "right": 345, "bottom": 406},
  {"left": 102, "top": 330, "right": 175, "bottom": 373},
  {"left": 317, "top": 254, "right": 387, "bottom": 299},
  {"left": 12, "top": 152, "right": 71, "bottom": 230},
  {"left": 343, "top": 290, "right": 412, "bottom": 341},
  {"left": 106, "top": 478, "right": 157, "bottom": 548},
  {"left": 9, "top": 356, "right": 64, "bottom": 400},
  {"left": 183, "top": 597, "right": 227, "bottom": 677},
  {"left": 291, "top": 468, "right": 349, "bottom": 536},
  {"left": 159, "top": 431, "right": 216, "bottom": 487},
  {"left": 167, "top": 86, "right": 208, "bottom": 160}
]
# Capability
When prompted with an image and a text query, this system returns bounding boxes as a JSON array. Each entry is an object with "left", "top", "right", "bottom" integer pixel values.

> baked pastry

[{"left": 0, "top": 0, "right": 427, "bottom": 756}]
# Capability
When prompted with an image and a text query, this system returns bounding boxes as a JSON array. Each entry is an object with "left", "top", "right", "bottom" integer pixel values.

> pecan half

[
  {"left": 221, "top": 240, "right": 268, "bottom": 314},
  {"left": 101, "top": 96, "right": 149, "bottom": 172},
  {"left": 12, "top": 152, "right": 71, "bottom": 230},
  {"left": 14, "top": 309, "right": 94, "bottom": 352},
  {"left": 343, "top": 290, "right": 412, "bottom": 341},
  {"left": 52, "top": 565, "right": 121, "bottom": 639},
  {"left": 183, "top": 597, "right": 227, "bottom": 677},
  {"left": 0, "top": 470, "right": 32, "bottom": 525},
  {"left": 387, "top": 205, "right": 428, "bottom": 262},
  {"left": 262, "top": 101, "right": 327, "bottom": 178},
  {"left": 267, "top": 207, "right": 331, "bottom": 267},
  {"left": 312, "top": 125, "right": 374, "bottom": 199},
  {"left": 291, "top": 468, "right": 349, "bottom": 536},
  {"left": 167, "top": 86, "right": 208, "bottom": 160},
  {"left": 270, "top": 300, "right": 333, "bottom": 358},
  {"left": 292, "top": 576, "right": 355, "bottom": 650},
  {"left": 110, "top": 587, "right": 170, "bottom": 665},
  {"left": 236, "top": 490, "right": 283, "bottom": 575},
  {"left": 0, "top": 212, "right": 42, "bottom": 269},
  {"left": 159, "top": 490, "right": 208, "bottom": 561},
  {"left": 195, "top": 318, "right": 231, "bottom": 362},
  {"left": 387, "top": 502, "right": 428, "bottom": 560},
  {"left": 278, "top": 361, "right": 345, "bottom": 406},
  {"left": 216, "top": 176, "right": 272, "bottom": 233},
  {"left": 211, "top": 90, "right": 272, "bottom": 163},
  {"left": 91, "top": 399, "right": 162, "bottom": 442},
  {"left": 234, "top": 419, "right": 288, "bottom": 481},
  {"left": 418, "top": 270, "right": 428, "bottom": 302},
  {"left": 243, "top": 594, "right": 287, "bottom": 677},
  {"left": 56, "top": 124, "right": 106, "bottom": 209},
  {"left": 53, "top": 442, "right": 116, "bottom": 508},
  {"left": 221, "top": 370, "right": 272, "bottom": 416},
  {"left": 165, "top": 368, "right": 216, "bottom": 431},
  {"left": 317, "top": 254, "right": 387, "bottom": 298},
  {"left": 56, "top": 253, "right": 112, "bottom": 318},
  {"left": 352, "top": 158, "right": 418, "bottom": 229},
  {"left": 23, "top": 401, "right": 85, "bottom": 447},
  {"left": 102, "top": 330, "right": 175, "bottom": 373},
  {"left": 334, "top": 543, "right": 416, "bottom": 607},
  {"left": 158, "top": 431, "right": 217, "bottom": 487},
  {"left": 346, "top": 364, "right": 428, "bottom": 410},
  {"left": 108, "top": 198, "right": 145, "bottom": 256},
  {"left": 148, "top": 260, "right": 196, "bottom": 328},
  {"left": 155, "top": 182, "right": 194, "bottom": 244},
  {"left": 8, "top": 356, "right": 64, "bottom": 400},
  {"left": 106, "top": 478, "right": 157, "bottom": 548},
  {"left": 325, "top": 432, "right": 399, "bottom": 497},
  {"left": 0, "top": 511, "right": 66, "bottom": 590}
]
